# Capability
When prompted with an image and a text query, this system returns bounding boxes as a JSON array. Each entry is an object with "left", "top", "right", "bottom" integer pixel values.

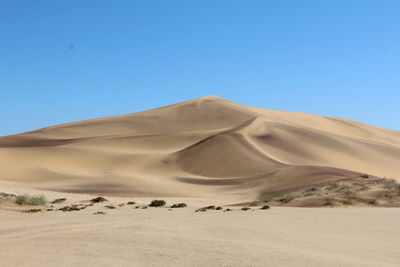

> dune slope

[{"left": 0, "top": 96, "right": 399, "bottom": 203}]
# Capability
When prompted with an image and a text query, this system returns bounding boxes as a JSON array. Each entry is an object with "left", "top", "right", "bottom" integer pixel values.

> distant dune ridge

[{"left": 0, "top": 96, "right": 399, "bottom": 203}]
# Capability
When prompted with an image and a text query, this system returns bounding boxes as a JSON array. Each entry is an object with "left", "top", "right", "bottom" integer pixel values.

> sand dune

[
  {"left": 0, "top": 96, "right": 399, "bottom": 203},
  {"left": 1, "top": 96, "right": 400, "bottom": 266}
]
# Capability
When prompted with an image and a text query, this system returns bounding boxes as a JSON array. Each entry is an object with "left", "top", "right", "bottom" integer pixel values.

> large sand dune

[
  {"left": 0, "top": 96, "right": 399, "bottom": 203},
  {"left": 1, "top": 96, "right": 400, "bottom": 267}
]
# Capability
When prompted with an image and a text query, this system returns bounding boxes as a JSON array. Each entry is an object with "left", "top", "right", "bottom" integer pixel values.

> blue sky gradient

[{"left": 1, "top": 0, "right": 399, "bottom": 135}]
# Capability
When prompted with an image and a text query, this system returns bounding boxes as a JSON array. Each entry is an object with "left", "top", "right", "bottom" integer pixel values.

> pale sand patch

[{"left": 0, "top": 204, "right": 399, "bottom": 267}]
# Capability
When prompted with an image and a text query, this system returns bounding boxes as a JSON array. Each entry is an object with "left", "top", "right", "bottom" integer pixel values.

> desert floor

[{"left": 0, "top": 184, "right": 399, "bottom": 267}]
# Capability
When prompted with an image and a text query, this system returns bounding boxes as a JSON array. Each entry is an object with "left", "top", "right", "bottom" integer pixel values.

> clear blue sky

[{"left": 1, "top": 0, "right": 399, "bottom": 136}]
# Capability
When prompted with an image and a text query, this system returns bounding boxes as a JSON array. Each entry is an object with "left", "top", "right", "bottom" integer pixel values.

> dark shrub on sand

[
  {"left": 51, "top": 198, "right": 66, "bottom": 204},
  {"left": 149, "top": 200, "right": 166, "bottom": 207},
  {"left": 171, "top": 203, "right": 187, "bottom": 208},
  {"left": 91, "top": 197, "right": 107, "bottom": 203}
]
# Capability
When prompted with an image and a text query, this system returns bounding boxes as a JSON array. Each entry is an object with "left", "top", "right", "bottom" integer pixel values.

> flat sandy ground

[{"left": 1, "top": 192, "right": 399, "bottom": 267}]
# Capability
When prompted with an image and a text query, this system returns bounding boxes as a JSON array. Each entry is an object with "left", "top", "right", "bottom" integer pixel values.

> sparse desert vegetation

[
  {"left": 16, "top": 194, "right": 47, "bottom": 206},
  {"left": 195, "top": 205, "right": 217, "bottom": 212},
  {"left": 260, "top": 176, "right": 400, "bottom": 207},
  {"left": 90, "top": 197, "right": 107, "bottom": 203},
  {"left": 51, "top": 198, "right": 66, "bottom": 204},
  {"left": 93, "top": 211, "right": 106, "bottom": 215},
  {"left": 59, "top": 205, "right": 86, "bottom": 212},
  {"left": 195, "top": 208, "right": 206, "bottom": 212},
  {"left": 0, "top": 192, "right": 16, "bottom": 202},
  {"left": 1, "top": 176, "right": 399, "bottom": 217},
  {"left": 277, "top": 194, "right": 296, "bottom": 204},
  {"left": 23, "top": 208, "right": 42, "bottom": 213},
  {"left": 171, "top": 203, "right": 187, "bottom": 208},
  {"left": 149, "top": 200, "right": 166, "bottom": 207},
  {"left": 1, "top": 176, "right": 399, "bottom": 216}
]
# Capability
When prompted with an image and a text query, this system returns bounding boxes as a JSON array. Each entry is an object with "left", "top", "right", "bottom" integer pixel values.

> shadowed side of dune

[{"left": 0, "top": 136, "right": 89, "bottom": 147}]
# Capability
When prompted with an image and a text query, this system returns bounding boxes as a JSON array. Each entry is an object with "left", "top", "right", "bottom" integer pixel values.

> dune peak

[{"left": 183, "top": 95, "right": 230, "bottom": 104}]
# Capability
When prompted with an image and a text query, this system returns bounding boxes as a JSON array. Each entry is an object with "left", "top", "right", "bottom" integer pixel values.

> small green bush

[
  {"left": 149, "top": 200, "right": 166, "bottom": 207},
  {"left": 260, "top": 205, "right": 270, "bottom": 210},
  {"left": 127, "top": 201, "right": 136, "bottom": 205},
  {"left": 241, "top": 207, "right": 251, "bottom": 211},
  {"left": 16, "top": 194, "right": 47, "bottom": 206}
]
